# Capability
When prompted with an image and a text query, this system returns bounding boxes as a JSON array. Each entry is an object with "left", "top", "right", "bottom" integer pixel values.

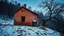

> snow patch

[{"left": 0, "top": 26, "right": 60, "bottom": 36}]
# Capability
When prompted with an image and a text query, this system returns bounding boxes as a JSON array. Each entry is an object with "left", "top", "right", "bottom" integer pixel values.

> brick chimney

[{"left": 24, "top": 4, "right": 26, "bottom": 8}]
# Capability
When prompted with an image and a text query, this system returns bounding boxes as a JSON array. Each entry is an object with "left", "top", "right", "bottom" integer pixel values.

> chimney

[{"left": 24, "top": 4, "right": 26, "bottom": 8}]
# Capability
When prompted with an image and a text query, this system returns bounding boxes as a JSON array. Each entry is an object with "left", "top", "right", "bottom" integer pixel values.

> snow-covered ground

[
  {"left": 0, "top": 18, "right": 14, "bottom": 25},
  {"left": 0, "top": 26, "right": 60, "bottom": 36},
  {"left": 0, "top": 18, "right": 61, "bottom": 36}
]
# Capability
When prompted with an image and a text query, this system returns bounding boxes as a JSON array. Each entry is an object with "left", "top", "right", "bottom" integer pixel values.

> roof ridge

[{"left": 14, "top": 6, "right": 39, "bottom": 16}]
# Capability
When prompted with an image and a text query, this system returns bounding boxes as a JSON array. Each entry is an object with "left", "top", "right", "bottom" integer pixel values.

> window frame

[{"left": 22, "top": 10, "right": 23, "bottom": 12}]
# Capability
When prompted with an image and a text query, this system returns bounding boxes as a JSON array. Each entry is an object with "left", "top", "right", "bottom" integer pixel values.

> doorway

[{"left": 21, "top": 16, "right": 25, "bottom": 22}]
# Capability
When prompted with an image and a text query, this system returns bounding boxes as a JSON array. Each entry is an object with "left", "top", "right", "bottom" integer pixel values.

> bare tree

[{"left": 39, "top": 0, "right": 63, "bottom": 26}]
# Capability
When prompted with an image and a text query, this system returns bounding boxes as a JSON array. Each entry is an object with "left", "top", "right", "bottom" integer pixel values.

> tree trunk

[{"left": 42, "top": 19, "right": 51, "bottom": 26}]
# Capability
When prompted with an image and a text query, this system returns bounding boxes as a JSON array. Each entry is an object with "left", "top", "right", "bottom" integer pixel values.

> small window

[
  {"left": 21, "top": 16, "right": 25, "bottom": 22},
  {"left": 22, "top": 10, "right": 23, "bottom": 12}
]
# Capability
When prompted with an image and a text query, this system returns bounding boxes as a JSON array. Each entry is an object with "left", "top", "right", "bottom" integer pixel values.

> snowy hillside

[
  {"left": 0, "top": 18, "right": 14, "bottom": 25},
  {"left": 0, "top": 26, "right": 60, "bottom": 36}
]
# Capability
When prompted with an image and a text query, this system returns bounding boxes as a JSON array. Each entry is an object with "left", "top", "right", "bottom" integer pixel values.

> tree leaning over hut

[
  {"left": 39, "top": 0, "right": 63, "bottom": 26},
  {"left": 39, "top": 0, "right": 64, "bottom": 34}
]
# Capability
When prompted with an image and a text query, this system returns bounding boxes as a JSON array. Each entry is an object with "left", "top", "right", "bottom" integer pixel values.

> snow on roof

[
  {"left": 32, "top": 20, "right": 37, "bottom": 22},
  {"left": 0, "top": 26, "right": 60, "bottom": 36}
]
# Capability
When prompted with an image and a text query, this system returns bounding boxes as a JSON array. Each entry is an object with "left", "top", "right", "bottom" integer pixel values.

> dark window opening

[
  {"left": 22, "top": 10, "right": 23, "bottom": 12},
  {"left": 21, "top": 16, "right": 25, "bottom": 22}
]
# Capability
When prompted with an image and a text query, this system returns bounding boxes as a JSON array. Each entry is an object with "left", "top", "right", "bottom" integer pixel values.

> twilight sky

[{"left": 9, "top": 0, "right": 64, "bottom": 10}]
